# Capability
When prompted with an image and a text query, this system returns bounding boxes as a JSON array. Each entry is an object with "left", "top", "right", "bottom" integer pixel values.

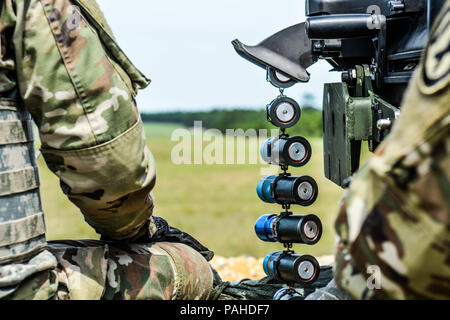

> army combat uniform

[
  {"left": 332, "top": 0, "right": 450, "bottom": 299},
  {"left": 0, "top": 0, "right": 213, "bottom": 299}
]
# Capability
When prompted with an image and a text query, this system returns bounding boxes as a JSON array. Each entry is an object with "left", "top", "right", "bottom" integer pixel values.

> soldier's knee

[{"left": 156, "top": 242, "right": 214, "bottom": 300}]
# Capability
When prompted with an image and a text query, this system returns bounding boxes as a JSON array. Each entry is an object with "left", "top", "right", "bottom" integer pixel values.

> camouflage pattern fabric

[
  {"left": 0, "top": 0, "right": 157, "bottom": 241},
  {"left": 0, "top": 0, "right": 214, "bottom": 299},
  {"left": 4, "top": 240, "right": 213, "bottom": 300},
  {"left": 333, "top": 0, "right": 450, "bottom": 300},
  {"left": 0, "top": 98, "right": 48, "bottom": 268}
]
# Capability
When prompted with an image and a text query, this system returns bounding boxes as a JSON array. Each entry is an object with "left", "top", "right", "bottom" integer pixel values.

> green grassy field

[{"left": 39, "top": 122, "right": 371, "bottom": 258}]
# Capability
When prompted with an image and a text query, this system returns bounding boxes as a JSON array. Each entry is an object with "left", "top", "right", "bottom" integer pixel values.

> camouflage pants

[{"left": 5, "top": 240, "right": 213, "bottom": 300}]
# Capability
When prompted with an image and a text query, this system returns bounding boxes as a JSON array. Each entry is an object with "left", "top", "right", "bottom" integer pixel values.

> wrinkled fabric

[
  {"left": 4, "top": 240, "right": 213, "bottom": 300},
  {"left": 305, "top": 279, "right": 353, "bottom": 300},
  {"left": 0, "top": 250, "right": 57, "bottom": 299},
  {"left": 333, "top": 0, "right": 450, "bottom": 300}
]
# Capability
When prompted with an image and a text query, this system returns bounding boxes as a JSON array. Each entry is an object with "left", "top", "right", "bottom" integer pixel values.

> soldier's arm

[
  {"left": 4, "top": 0, "right": 158, "bottom": 241},
  {"left": 333, "top": 0, "right": 450, "bottom": 299}
]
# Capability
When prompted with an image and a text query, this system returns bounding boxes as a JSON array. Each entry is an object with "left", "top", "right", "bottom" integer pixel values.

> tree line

[{"left": 141, "top": 107, "right": 323, "bottom": 137}]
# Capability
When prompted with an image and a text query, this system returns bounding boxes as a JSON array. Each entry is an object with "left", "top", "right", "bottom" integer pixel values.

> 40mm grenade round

[
  {"left": 266, "top": 96, "right": 301, "bottom": 128},
  {"left": 260, "top": 136, "right": 312, "bottom": 168},
  {"left": 254, "top": 213, "right": 322, "bottom": 245},
  {"left": 263, "top": 251, "right": 320, "bottom": 284},
  {"left": 256, "top": 175, "right": 318, "bottom": 206}
]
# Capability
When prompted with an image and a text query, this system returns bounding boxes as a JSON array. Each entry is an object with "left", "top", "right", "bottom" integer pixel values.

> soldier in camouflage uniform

[
  {"left": 329, "top": 0, "right": 450, "bottom": 300},
  {"left": 0, "top": 0, "right": 213, "bottom": 300}
]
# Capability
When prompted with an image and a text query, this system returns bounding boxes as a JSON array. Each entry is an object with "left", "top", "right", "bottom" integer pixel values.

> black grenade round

[
  {"left": 263, "top": 252, "right": 320, "bottom": 284},
  {"left": 255, "top": 213, "right": 322, "bottom": 245},
  {"left": 266, "top": 96, "right": 301, "bottom": 128},
  {"left": 274, "top": 175, "right": 319, "bottom": 206},
  {"left": 260, "top": 136, "right": 312, "bottom": 167}
]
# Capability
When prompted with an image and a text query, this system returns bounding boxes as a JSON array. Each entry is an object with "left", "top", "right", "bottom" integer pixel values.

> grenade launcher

[{"left": 233, "top": 0, "right": 445, "bottom": 188}]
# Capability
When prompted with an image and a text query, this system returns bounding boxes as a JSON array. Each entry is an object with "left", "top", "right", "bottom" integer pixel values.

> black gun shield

[
  {"left": 322, "top": 82, "right": 362, "bottom": 188},
  {"left": 232, "top": 22, "right": 315, "bottom": 83}
]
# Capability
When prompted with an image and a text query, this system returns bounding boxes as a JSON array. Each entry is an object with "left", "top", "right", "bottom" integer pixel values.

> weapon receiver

[{"left": 233, "top": 0, "right": 445, "bottom": 187}]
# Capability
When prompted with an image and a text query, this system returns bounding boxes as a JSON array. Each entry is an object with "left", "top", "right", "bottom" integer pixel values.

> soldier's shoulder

[
  {"left": 74, "top": 0, "right": 116, "bottom": 37},
  {"left": 418, "top": 1, "right": 450, "bottom": 95}
]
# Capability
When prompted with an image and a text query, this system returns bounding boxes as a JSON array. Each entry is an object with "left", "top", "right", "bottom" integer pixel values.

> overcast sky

[{"left": 97, "top": 0, "right": 341, "bottom": 113}]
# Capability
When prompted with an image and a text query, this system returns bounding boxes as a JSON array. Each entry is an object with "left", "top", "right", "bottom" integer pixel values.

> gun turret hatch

[{"left": 232, "top": 22, "right": 316, "bottom": 84}]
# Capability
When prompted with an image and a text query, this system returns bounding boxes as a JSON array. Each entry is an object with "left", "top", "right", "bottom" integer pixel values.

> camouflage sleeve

[
  {"left": 5, "top": 0, "right": 158, "bottom": 241},
  {"left": 0, "top": 1, "right": 17, "bottom": 97},
  {"left": 333, "top": 1, "right": 450, "bottom": 300}
]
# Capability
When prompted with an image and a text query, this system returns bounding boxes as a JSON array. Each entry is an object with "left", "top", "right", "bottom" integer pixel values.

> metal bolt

[
  {"left": 313, "top": 41, "right": 323, "bottom": 51},
  {"left": 297, "top": 181, "right": 314, "bottom": 201},
  {"left": 288, "top": 142, "right": 306, "bottom": 162},
  {"left": 390, "top": 1, "right": 405, "bottom": 12},
  {"left": 377, "top": 118, "right": 392, "bottom": 131},
  {"left": 275, "top": 102, "right": 296, "bottom": 123},
  {"left": 298, "top": 261, "right": 315, "bottom": 281},
  {"left": 303, "top": 220, "right": 318, "bottom": 240}
]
